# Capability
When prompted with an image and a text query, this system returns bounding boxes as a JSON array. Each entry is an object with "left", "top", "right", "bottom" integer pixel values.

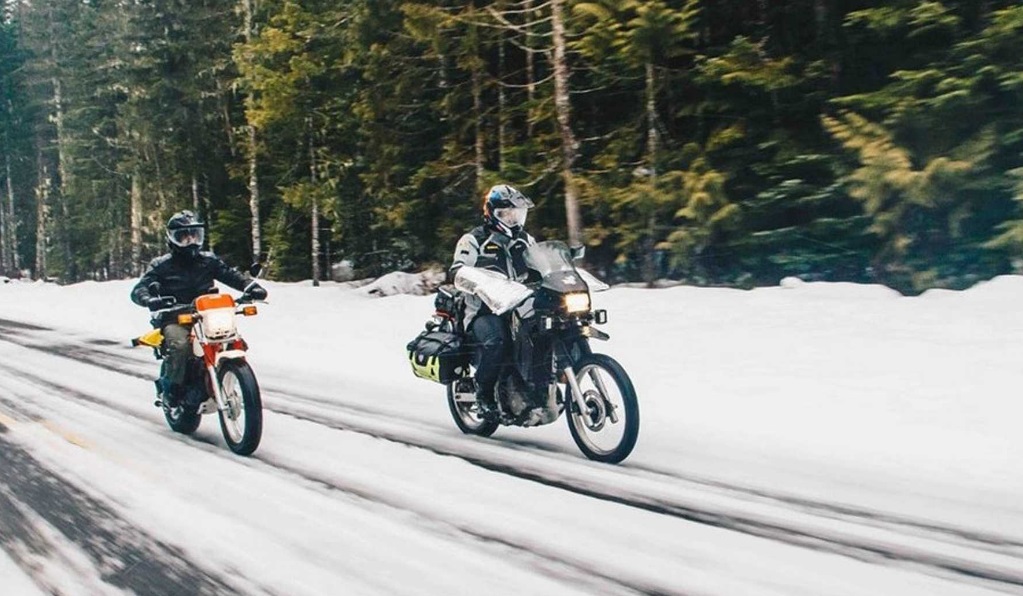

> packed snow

[{"left": 0, "top": 273, "right": 1021, "bottom": 595}]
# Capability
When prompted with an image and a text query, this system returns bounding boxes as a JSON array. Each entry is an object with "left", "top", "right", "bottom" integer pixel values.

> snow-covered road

[{"left": 0, "top": 278, "right": 1020, "bottom": 595}]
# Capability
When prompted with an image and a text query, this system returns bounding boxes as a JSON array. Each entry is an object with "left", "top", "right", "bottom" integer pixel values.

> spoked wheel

[
  {"left": 447, "top": 379, "right": 499, "bottom": 437},
  {"left": 217, "top": 361, "right": 263, "bottom": 456},
  {"left": 566, "top": 354, "right": 639, "bottom": 464}
]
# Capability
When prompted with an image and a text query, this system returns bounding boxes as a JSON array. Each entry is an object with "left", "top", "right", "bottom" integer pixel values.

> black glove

[
  {"left": 246, "top": 284, "right": 268, "bottom": 301},
  {"left": 146, "top": 296, "right": 168, "bottom": 311}
]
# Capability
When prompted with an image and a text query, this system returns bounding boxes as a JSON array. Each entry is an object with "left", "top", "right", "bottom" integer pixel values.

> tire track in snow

[
  {"left": 0, "top": 356, "right": 664, "bottom": 596},
  {"left": 260, "top": 401, "right": 1023, "bottom": 592},
  {"left": 3, "top": 322, "right": 1023, "bottom": 593},
  {"left": 13, "top": 325, "right": 1020, "bottom": 555},
  {"left": 25, "top": 324, "right": 1022, "bottom": 556}
]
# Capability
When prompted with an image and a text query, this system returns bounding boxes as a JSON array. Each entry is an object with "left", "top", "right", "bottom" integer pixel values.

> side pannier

[{"left": 406, "top": 330, "right": 470, "bottom": 384}]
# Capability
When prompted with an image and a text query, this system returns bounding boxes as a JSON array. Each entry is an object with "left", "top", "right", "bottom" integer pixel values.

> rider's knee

[{"left": 162, "top": 325, "right": 190, "bottom": 353}]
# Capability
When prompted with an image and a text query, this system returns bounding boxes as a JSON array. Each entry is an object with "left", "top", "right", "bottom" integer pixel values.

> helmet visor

[
  {"left": 168, "top": 226, "right": 205, "bottom": 248},
  {"left": 494, "top": 206, "right": 528, "bottom": 230},
  {"left": 487, "top": 186, "right": 535, "bottom": 209}
]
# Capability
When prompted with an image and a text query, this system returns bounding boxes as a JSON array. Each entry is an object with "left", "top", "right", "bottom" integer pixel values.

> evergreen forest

[{"left": 1, "top": 0, "right": 1022, "bottom": 293}]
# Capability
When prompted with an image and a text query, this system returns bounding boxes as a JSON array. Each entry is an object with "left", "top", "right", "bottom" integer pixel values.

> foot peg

[{"left": 476, "top": 401, "right": 499, "bottom": 422}]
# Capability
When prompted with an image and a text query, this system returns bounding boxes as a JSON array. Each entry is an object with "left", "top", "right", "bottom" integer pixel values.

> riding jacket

[
  {"left": 130, "top": 252, "right": 252, "bottom": 318},
  {"left": 449, "top": 225, "right": 536, "bottom": 328}
]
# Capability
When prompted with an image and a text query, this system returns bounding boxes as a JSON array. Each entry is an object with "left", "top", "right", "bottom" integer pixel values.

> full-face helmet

[
  {"left": 166, "top": 210, "right": 205, "bottom": 259},
  {"left": 483, "top": 184, "right": 534, "bottom": 236}
]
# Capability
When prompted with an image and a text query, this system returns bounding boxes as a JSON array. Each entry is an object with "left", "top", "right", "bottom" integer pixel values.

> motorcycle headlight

[{"left": 563, "top": 292, "right": 591, "bottom": 314}]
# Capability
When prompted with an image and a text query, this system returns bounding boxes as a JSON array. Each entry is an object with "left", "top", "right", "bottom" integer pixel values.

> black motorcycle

[{"left": 408, "top": 241, "right": 639, "bottom": 463}]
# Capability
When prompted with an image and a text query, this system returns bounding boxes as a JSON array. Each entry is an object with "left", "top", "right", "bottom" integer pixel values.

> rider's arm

[
  {"left": 448, "top": 233, "right": 480, "bottom": 283},
  {"left": 209, "top": 255, "right": 252, "bottom": 293},
  {"left": 130, "top": 258, "right": 163, "bottom": 307}
]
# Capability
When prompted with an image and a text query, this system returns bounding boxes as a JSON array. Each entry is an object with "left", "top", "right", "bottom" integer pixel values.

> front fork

[
  {"left": 199, "top": 343, "right": 233, "bottom": 414},
  {"left": 205, "top": 364, "right": 229, "bottom": 413},
  {"left": 560, "top": 338, "right": 619, "bottom": 424}
]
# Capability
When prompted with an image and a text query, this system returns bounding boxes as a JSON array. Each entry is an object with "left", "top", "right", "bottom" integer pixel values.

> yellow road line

[
  {"left": 0, "top": 410, "right": 17, "bottom": 430},
  {"left": 40, "top": 420, "right": 92, "bottom": 450}
]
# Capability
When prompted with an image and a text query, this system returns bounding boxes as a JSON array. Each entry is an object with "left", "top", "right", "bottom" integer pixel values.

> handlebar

[{"left": 150, "top": 293, "right": 267, "bottom": 318}]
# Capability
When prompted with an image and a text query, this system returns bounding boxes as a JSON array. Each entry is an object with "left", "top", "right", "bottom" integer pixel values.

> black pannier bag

[{"left": 407, "top": 330, "right": 470, "bottom": 384}]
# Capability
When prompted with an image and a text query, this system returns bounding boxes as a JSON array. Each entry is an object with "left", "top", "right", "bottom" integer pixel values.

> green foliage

[{"left": 1, "top": 0, "right": 1021, "bottom": 292}]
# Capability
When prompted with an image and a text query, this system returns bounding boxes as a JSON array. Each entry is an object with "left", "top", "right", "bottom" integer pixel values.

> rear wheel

[
  {"left": 164, "top": 402, "right": 201, "bottom": 435},
  {"left": 161, "top": 362, "right": 201, "bottom": 435},
  {"left": 447, "top": 380, "right": 498, "bottom": 437},
  {"left": 566, "top": 354, "right": 639, "bottom": 464},
  {"left": 217, "top": 361, "right": 263, "bottom": 456}
]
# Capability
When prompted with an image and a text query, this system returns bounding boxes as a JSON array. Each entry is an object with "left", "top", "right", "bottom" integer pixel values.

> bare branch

[{"left": 495, "top": 73, "right": 555, "bottom": 88}]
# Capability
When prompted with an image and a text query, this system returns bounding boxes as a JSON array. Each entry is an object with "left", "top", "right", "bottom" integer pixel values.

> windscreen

[{"left": 523, "top": 241, "right": 576, "bottom": 277}]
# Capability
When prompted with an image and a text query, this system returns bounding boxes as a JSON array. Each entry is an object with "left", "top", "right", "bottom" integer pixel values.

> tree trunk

[
  {"left": 643, "top": 62, "right": 659, "bottom": 285},
  {"left": 498, "top": 30, "right": 508, "bottom": 173},
  {"left": 6, "top": 146, "right": 19, "bottom": 270},
  {"left": 551, "top": 0, "right": 582, "bottom": 247},
  {"left": 34, "top": 147, "right": 48, "bottom": 280},
  {"left": 525, "top": 0, "right": 536, "bottom": 138},
  {"left": 152, "top": 149, "right": 168, "bottom": 214},
  {"left": 203, "top": 174, "right": 215, "bottom": 253},
  {"left": 0, "top": 152, "right": 7, "bottom": 272},
  {"left": 309, "top": 131, "right": 321, "bottom": 287},
  {"left": 130, "top": 169, "right": 143, "bottom": 275},
  {"left": 51, "top": 75, "right": 73, "bottom": 280},
  {"left": 218, "top": 79, "right": 236, "bottom": 156},
  {"left": 814, "top": 0, "right": 827, "bottom": 42},
  {"left": 46, "top": 3, "right": 73, "bottom": 280},
  {"left": 470, "top": 17, "right": 485, "bottom": 192},
  {"left": 106, "top": 227, "right": 118, "bottom": 281},
  {"left": 311, "top": 193, "right": 321, "bottom": 286},
  {"left": 248, "top": 125, "right": 261, "bottom": 261},
  {"left": 243, "top": 0, "right": 261, "bottom": 261}
]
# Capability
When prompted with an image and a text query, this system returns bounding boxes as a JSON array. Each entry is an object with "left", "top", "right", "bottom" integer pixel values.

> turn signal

[
  {"left": 177, "top": 313, "right": 195, "bottom": 325},
  {"left": 242, "top": 305, "right": 258, "bottom": 316}
]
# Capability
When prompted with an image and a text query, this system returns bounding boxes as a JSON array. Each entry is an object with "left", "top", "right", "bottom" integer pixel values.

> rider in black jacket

[
  {"left": 130, "top": 211, "right": 267, "bottom": 405},
  {"left": 449, "top": 185, "right": 535, "bottom": 419}
]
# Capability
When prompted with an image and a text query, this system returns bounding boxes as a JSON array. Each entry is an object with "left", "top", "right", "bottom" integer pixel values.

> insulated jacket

[
  {"left": 450, "top": 225, "right": 535, "bottom": 327},
  {"left": 130, "top": 252, "right": 252, "bottom": 316}
]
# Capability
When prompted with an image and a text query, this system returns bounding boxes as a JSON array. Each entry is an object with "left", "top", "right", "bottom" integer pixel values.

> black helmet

[
  {"left": 483, "top": 184, "right": 534, "bottom": 236},
  {"left": 166, "top": 210, "right": 205, "bottom": 259}
]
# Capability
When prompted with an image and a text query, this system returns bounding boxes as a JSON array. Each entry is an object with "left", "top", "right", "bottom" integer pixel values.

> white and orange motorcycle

[{"left": 133, "top": 284, "right": 264, "bottom": 455}]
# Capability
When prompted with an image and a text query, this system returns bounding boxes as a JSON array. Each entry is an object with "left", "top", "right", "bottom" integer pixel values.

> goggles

[{"left": 168, "top": 226, "right": 205, "bottom": 248}]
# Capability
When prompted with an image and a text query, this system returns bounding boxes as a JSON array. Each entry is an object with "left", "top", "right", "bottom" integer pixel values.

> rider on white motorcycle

[
  {"left": 130, "top": 211, "right": 267, "bottom": 408},
  {"left": 449, "top": 184, "right": 536, "bottom": 419}
]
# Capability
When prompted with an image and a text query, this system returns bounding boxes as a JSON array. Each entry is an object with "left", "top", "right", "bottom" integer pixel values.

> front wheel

[
  {"left": 217, "top": 361, "right": 263, "bottom": 456},
  {"left": 566, "top": 354, "right": 639, "bottom": 464},
  {"left": 447, "top": 380, "right": 499, "bottom": 437}
]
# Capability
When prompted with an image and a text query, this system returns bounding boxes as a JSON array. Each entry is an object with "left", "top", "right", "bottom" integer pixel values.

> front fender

[{"left": 215, "top": 350, "right": 247, "bottom": 367}]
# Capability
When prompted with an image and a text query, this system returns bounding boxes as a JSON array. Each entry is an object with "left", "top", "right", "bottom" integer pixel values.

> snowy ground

[{"left": 0, "top": 274, "right": 1021, "bottom": 595}]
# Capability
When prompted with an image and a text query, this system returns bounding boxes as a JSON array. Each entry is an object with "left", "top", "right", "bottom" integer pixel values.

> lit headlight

[{"left": 563, "top": 292, "right": 591, "bottom": 314}]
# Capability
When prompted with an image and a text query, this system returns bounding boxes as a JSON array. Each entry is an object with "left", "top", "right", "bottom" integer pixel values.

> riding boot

[
  {"left": 162, "top": 381, "right": 186, "bottom": 408},
  {"left": 475, "top": 380, "right": 499, "bottom": 421}
]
